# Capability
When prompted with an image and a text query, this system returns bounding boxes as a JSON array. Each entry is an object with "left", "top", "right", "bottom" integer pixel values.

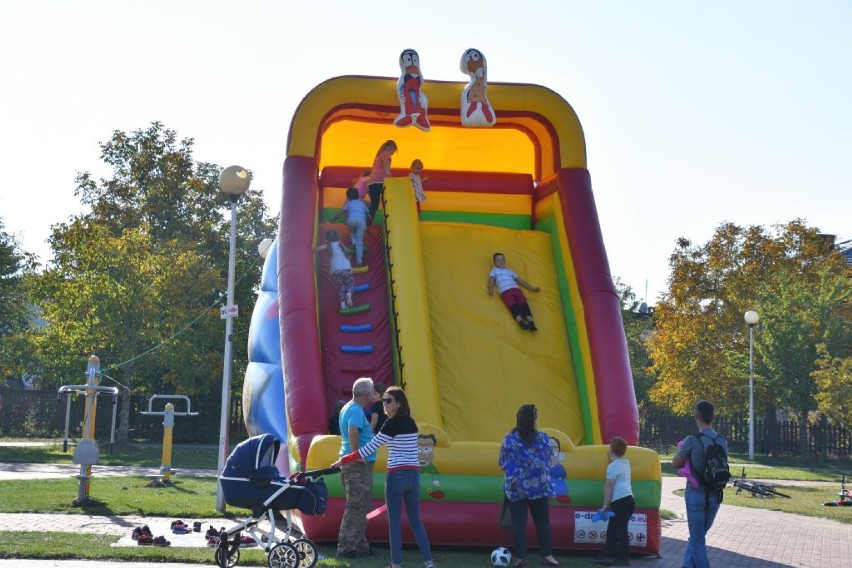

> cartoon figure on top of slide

[
  {"left": 394, "top": 49, "right": 430, "bottom": 131},
  {"left": 460, "top": 48, "right": 495, "bottom": 127},
  {"left": 242, "top": 48, "right": 662, "bottom": 553}
]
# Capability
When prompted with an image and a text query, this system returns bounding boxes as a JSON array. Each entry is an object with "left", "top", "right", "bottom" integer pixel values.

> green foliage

[
  {"left": 0, "top": 218, "right": 38, "bottom": 381},
  {"left": 16, "top": 122, "right": 277, "bottom": 441},
  {"left": 614, "top": 278, "right": 656, "bottom": 406},
  {"left": 813, "top": 344, "right": 852, "bottom": 424},
  {"left": 648, "top": 221, "right": 851, "bottom": 420}
]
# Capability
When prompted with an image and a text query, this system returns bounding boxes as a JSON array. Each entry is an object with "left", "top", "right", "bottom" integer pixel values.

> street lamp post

[
  {"left": 216, "top": 165, "right": 251, "bottom": 512},
  {"left": 744, "top": 310, "right": 760, "bottom": 461}
]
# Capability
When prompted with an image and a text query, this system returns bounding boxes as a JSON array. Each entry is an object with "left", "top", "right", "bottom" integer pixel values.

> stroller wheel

[
  {"left": 215, "top": 541, "right": 240, "bottom": 568},
  {"left": 291, "top": 538, "right": 318, "bottom": 568},
  {"left": 267, "top": 542, "right": 299, "bottom": 568}
]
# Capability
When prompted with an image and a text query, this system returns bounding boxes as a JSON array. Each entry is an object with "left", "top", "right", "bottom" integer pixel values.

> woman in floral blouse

[{"left": 498, "top": 404, "right": 560, "bottom": 567}]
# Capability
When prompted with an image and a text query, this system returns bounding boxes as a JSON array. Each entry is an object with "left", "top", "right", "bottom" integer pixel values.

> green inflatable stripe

[
  {"left": 419, "top": 211, "right": 530, "bottom": 229},
  {"left": 322, "top": 208, "right": 385, "bottom": 225},
  {"left": 322, "top": 473, "right": 661, "bottom": 509},
  {"left": 340, "top": 304, "right": 370, "bottom": 315},
  {"left": 535, "top": 215, "right": 593, "bottom": 444}
]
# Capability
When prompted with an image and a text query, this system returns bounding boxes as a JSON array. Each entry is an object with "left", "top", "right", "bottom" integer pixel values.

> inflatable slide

[{"left": 243, "top": 66, "right": 661, "bottom": 553}]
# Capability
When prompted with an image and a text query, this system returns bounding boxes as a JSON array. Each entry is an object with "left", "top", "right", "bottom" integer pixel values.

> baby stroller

[{"left": 216, "top": 434, "right": 339, "bottom": 568}]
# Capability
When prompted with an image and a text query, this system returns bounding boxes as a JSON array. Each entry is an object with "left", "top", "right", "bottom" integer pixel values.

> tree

[
  {"left": 648, "top": 221, "right": 851, "bottom": 449},
  {"left": 813, "top": 344, "right": 852, "bottom": 425},
  {"left": 0, "top": 219, "right": 37, "bottom": 382},
  {"left": 25, "top": 123, "right": 277, "bottom": 442},
  {"left": 614, "top": 278, "right": 656, "bottom": 408}
]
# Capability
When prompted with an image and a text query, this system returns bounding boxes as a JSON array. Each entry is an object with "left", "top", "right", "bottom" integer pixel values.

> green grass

[
  {"left": 661, "top": 453, "right": 852, "bottom": 482},
  {"left": 0, "top": 440, "right": 220, "bottom": 469},
  {"left": 2, "top": 439, "right": 850, "bottom": 565},
  {"left": 721, "top": 484, "right": 852, "bottom": 525},
  {"left": 0, "top": 476, "right": 224, "bottom": 517},
  {"left": 0, "top": 532, "right": 604, "bottom": 567}
]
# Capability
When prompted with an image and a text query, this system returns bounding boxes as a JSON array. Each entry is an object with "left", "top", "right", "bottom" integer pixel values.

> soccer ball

[{"left": 491, "top": 546, "right": 512, "bottom": 566}]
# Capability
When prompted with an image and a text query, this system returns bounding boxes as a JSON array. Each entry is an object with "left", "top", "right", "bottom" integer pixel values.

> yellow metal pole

[{"left": 161, "top": 403, "right": 175, "bottom": 483}]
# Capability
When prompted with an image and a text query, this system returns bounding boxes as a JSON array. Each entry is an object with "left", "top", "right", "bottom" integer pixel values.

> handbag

[{"left": 499, "top": 495, "right": 512, "bottom": 530}]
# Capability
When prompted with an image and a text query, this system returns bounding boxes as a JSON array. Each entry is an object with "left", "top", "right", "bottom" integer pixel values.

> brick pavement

[{"left": 0, "top": 465, "right": 850, "bottom": 567}]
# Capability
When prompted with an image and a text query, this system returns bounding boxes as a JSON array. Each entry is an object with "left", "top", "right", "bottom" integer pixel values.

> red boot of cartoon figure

[{"left": 415, "top": 109, "right": 431, "bottom": 130}]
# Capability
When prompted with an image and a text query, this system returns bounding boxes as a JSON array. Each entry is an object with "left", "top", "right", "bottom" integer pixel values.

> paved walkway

[{"left": 0, "top": 464, "right": 850, "bottom": 567}]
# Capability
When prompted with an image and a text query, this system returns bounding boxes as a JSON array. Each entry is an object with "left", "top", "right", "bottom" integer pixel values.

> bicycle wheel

[
  {"left": 291, "top": 538, "right": 318, "bottom": 568},
  {"left": 268, "top": 542, "right": 299, "bottom": 568},
  {"left": 765, "top": 487, "right": 791, "bottom": 498}
]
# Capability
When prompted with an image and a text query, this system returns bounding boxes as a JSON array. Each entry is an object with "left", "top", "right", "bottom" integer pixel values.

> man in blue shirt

[{"left": 336, "top": 377, "right": 376, "bottom": 558}]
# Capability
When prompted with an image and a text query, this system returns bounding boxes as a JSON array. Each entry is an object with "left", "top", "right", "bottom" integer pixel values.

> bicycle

[
  {"left": 823, "top": 474, "right": 852, "bottom": 507},
  {"left": 731, "top": 468, "right": 791, "bottom": 498}
]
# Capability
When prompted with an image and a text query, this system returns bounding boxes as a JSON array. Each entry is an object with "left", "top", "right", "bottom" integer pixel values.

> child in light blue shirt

[{"left": 332, "top": 187, "right": 371, "bottom": 266}]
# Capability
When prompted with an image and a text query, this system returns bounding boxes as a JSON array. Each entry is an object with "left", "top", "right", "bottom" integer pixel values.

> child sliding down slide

[{"left": 487, "top": 252, "right": 540, "bottom": 331}]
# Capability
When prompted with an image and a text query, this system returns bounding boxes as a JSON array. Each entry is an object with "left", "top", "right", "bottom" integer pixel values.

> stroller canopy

[{"left": 223, "top": 434, "right": 281, "bottom": 479}]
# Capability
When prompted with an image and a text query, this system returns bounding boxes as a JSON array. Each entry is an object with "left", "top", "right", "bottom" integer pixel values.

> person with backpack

[{"left": 672, "top": 400, "right": 730, "bottom": 568}]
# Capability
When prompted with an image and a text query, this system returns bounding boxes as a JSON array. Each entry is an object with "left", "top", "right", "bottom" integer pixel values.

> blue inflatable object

[
  {"left": 591, "top": 509, "right": 615, "bottom": 523},
  {"left": 340, "top": 323, "right": 373, "bottom": 333},
  {"left": 354, "top": 283, "right": 370, "bottom": 293},
  {"left": 340, "top": 345, "right": 374, "bottom": 354},
  {"left": 242, "top": 239, "right": 289, "bottom": 474}
]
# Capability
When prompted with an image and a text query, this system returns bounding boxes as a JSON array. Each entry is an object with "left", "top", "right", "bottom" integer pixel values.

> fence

[
  {"left": 639, "top": 412, "right": 851, "bottom": 458},
  {"left": 2, "top": 390, "right": 849, "bottom": 457},
  {"left": 0, "top": 389, "right": 247, "bottom": 444}
]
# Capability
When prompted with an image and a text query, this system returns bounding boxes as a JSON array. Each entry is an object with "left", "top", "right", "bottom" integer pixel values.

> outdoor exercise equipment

[
  {"left": 732, "top": 468, "right": 790, "bottom": 498},
  {"left": 140, "top": 394, "right": 199, "bottom": 485},
  {"left": 823, "top": 474, "right": 851, "bottom": 507},
  {"left": 56, "top": 355, "right": 119, "bottom": 501}
]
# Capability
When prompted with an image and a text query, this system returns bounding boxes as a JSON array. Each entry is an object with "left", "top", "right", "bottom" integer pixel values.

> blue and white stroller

[{"left": 216, "top": 434, "right": 338, "bottom": 568}]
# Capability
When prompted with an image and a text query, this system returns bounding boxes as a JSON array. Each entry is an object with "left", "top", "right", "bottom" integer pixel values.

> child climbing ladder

[{"left": 316, "top": 223, "right": 395, "bottom": 400}]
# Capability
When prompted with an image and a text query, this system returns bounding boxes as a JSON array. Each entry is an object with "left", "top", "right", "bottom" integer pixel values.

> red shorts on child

[{"left": 500, "top": 288, "right": 527, "bottom": 310}]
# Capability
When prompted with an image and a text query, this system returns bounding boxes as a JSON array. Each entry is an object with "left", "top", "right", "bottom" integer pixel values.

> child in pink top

[
  {"left": 367, "top": 140, "right": 398, "bottom": 218},
  {"left": 352, "top": 169, "right": 370, "bottom": 200}
]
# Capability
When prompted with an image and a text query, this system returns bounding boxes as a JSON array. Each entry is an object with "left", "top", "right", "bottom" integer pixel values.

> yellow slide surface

[{"left": 421, "top": 223, "right": 585, "bottom": 444}]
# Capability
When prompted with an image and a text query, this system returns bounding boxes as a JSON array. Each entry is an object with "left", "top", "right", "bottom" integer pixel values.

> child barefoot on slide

[{"left": 487, "top": 252, "right": 540, "bottom": 331}]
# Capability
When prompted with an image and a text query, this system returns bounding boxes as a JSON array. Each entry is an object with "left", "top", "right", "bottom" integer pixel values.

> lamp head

[
  {"left": 219, "top": 166, "right": 251, "bottom": 196},
  {"left": 744, "top": 310, "right": 760, "bottom": 325}
]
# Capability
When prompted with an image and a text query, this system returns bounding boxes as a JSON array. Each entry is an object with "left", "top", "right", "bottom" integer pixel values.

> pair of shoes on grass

[
  {"left": 137, "top": 534, "right": 170, "bottom": 546},
  {"left": 131, "top": 525, "right": 152, "bottom": 540},
  {"left": 171, "top": 519, "right": 191, "bottom": 534}
]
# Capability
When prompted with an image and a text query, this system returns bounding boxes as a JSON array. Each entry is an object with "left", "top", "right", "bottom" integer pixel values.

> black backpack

[{"left": 691, "top": 432, "right": 731, "bottom": 503}]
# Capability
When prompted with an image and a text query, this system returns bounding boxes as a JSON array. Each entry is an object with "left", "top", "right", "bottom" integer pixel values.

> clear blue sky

[{"left": 1, "top": 0, "right": 849, "bottom": 304}]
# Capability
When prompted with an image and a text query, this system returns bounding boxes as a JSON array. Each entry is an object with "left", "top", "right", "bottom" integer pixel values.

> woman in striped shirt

[{"left": 333, "top": 386, "right": 436, "bottom": 568}]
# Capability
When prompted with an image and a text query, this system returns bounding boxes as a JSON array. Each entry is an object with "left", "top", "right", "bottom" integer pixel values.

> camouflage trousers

[{"left": 337, "top": 460, "right": 375, "bottom": 554}]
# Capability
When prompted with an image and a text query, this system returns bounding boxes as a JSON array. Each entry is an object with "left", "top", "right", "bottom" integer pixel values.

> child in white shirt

[
  {"left": 594, "top": 437, "right": 635, "bottom": 566},
  {"left": 314, "top": 229, "right": 354, "bottom": 310},
  {"left": 487, "top": 252, "right": 540, "bottom": 331},
  {"left": 409, "top": 159, "right": 428, "bottom": 214}
]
